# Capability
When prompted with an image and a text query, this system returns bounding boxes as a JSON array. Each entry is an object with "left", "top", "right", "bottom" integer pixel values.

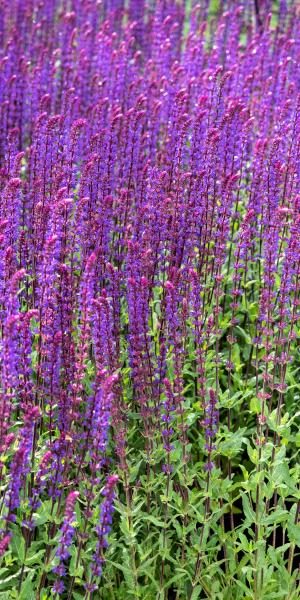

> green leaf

[
  {"left": 19, "top": 573, "right": 34, "bottom": 600},
  {"left": 25, "top": 549, "right": 45, "bottom": 567},
  {"left": 0, "top": 570, "right": 27, "bottom": 591},
  {"left": 190, "top": 585, "right": 205, "bottom": 599},
  {"left": 69, "top": 547, "right": 84, "bottom": 578},
  {"left": 246, "top": 442, "right": 258, "bottom": 465},
  {"left": 34, "top": 500, "right": 53, "bottom": 526},
  {"left": 235, "top": 325, "right": 251, "bottom": 344},
  {"left": 231, "top": 343, "right": 241, "bottom": 368},
  {"left": 287, "top": 523, "right": 300, "bottom": 546},
  {"left": 10, "top": 534, "right": 25, "bottom": 564},
  {"left": 218, "top": 428, "right": 246, "bottom": 458},
  {"left": 143, "top": 515, "right": 165, "bottom": 528},
  {"left": 242, "top": 494, "right": 256, "bottom": 524},
  {"left": 265, "top": 510, "right": 288, "bottom": 526},
  {"left": 250, "top": 397, "right": 260, "bottom": 414},
  {"left": 248, "top": 302, "right": 259, "bottom": 322}
]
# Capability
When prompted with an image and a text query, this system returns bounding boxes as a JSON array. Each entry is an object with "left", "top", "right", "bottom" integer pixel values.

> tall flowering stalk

[
  {"left": 0, "top": 269, "right": 26, "bottom": 462},
  {"left": 85, "top": 474, "right": 119, "bottom": 599},
  {"left": 52, "top": 490, "right": 80, "bottom": 596},
  {"left": 66, "top": 373, "right": 116, "bottom": 600},
  {"left": 1, "top": 404, "right": 39, "bottom": 534}
]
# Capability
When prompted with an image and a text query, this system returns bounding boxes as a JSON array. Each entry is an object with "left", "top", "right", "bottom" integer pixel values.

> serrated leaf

[
  {"left": 242, "top": 494, "right": 255, "bottom": 524},
  {"left": 143, "top": 515, "right": 165, "bottom": 527},
  {"left": 265, "top": 509, "right": 288, "bottom": 526}
]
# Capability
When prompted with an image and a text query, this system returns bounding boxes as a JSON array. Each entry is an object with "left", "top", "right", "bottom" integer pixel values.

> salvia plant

[{"left": 0, "top": 0, "right": 299, "bottom": 598}]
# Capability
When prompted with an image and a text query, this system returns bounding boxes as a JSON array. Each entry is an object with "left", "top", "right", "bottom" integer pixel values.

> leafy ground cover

[{"left": 0, "top": 1, "right": 299, "bottom": 598}]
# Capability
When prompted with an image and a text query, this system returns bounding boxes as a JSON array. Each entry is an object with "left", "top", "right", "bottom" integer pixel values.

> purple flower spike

[
  {"left": 52, "top": 491, "right": 79, "bottom": 585},
  {"left": 89, "top": 475, "right": 119, "bottom": 585}
]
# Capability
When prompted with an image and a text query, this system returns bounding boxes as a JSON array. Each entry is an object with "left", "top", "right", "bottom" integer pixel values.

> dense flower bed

[{"left": 0, "top": 1, "right": 299, "bottom": 598}]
